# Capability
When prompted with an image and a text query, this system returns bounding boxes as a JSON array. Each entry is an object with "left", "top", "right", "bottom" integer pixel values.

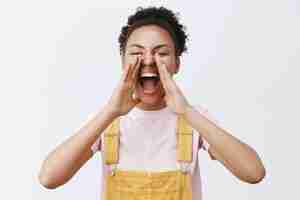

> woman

[{"left": 39, "top": 6, "right": 266, "bottom": 200}]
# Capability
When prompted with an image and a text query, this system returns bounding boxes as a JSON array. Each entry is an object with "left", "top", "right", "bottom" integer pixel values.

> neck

[{"left": 136, "top": 100, "right": 167, "bottom": 111}]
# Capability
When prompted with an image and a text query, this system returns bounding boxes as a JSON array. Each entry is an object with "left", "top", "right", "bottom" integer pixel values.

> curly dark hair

[{"left": 118, "top": 6, "right": 188, "bottom": 56}]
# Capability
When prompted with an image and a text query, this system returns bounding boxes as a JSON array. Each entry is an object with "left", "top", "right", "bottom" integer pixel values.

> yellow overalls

[{"left": 104, "top": 116, "right": 194, "bottom": 200}]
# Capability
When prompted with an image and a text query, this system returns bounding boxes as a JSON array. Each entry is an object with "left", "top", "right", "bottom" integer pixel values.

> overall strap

[
  {"left": 104, "top": 117, "right": 120, "bottom": 165},
  {"left": 177, "top": 115, "right": 193, "bottom": 163},
  {"left": 104, "top": 115, "right": 194, "bottom": 173}
]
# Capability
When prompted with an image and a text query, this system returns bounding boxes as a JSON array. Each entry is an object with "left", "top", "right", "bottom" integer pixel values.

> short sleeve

[{"left": 194, "top": 105, "right": 221, "bottom": 151}]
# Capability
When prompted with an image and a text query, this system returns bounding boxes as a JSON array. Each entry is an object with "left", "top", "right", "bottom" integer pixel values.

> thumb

[
  {"left": 132, "top": 92, "right": 141, "bottom": 105},
  {"left": 163, "top": 93, "right": 169, "bottom": 102},
  {"left": 132, "top": 98, "right": 141, "bottom": 106}
]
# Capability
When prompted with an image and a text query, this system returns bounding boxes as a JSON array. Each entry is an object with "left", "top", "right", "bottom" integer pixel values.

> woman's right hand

[{"left": 106, "top": 56, "right": 142, "bottom": 117}]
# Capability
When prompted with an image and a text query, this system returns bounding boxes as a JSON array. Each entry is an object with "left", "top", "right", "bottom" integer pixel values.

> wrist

[
  {"left": 181, "top": 104, "right": 195, "bottom": 119},
  {"left": 102, "top": 104, "right": 120, "bottom": 119}
]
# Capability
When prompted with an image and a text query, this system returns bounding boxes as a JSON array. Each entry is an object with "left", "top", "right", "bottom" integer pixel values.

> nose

[{"left": 142, "top": 52, "right": 155, "bottom": 67}]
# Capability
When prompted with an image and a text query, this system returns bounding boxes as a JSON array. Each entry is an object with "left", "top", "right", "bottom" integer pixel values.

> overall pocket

[{"left": 105, "top": 170, "right": 192, "bottom": 200}]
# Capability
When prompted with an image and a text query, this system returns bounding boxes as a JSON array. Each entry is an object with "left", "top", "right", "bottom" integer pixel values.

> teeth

[{"left": 140, "top": 72, "right": 158, "bottom": 78}]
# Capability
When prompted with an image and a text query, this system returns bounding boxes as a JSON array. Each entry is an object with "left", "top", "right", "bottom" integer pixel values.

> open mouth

[{"left": 138, "top": 73, "right": 160, "bottom": 94}]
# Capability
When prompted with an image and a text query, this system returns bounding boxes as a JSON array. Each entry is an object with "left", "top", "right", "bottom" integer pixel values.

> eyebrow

[{"left": 129, "top": 44, "right": 170, "bottom": 50}]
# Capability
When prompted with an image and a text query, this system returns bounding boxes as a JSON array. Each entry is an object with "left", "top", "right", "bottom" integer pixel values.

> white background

[{"left": 0, "top": 0, "right": 299, "bottom": 199}]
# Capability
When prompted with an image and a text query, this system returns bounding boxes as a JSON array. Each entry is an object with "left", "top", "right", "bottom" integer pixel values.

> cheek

[{"left": 162, "top": 57, "right": 177, "bottom": 74}]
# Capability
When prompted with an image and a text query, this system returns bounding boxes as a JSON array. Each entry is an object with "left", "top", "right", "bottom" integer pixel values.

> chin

[
  {"left": 137, "top": 91, "right": 165, "bottom": 108},
  {"left": 140, "top": 95, "right": 162, "bottom": 105}
]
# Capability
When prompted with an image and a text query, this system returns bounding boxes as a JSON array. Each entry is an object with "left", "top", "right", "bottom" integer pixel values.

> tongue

[{"left": 142, "top": 79, "right": 157, "bottom": 93}]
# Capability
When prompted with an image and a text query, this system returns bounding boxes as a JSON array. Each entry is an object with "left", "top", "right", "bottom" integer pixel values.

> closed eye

[
  {"left": 130, "top": 52, "right": 143, "bottom": 55},
  {"left": 158, "top": 52, "right": 169, "bottom": 56}
]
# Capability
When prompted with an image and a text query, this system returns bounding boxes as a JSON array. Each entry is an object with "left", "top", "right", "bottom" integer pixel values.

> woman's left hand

[{"left": 155, "top": 55, "right": 191, "bottom": 115}]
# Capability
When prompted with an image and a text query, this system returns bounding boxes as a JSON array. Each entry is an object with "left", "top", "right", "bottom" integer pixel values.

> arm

[
  {"left": 182, "top": 105, "right": 266, "bottom": 184},
  {"left": 39, "top": 56, "right": 142, "bottom": 189},
  {"left": 152, "top": 56, "right": 266, "bottom": 184},
  {"left": 38, "top": 106, "right": 117, "bottom": 189}
]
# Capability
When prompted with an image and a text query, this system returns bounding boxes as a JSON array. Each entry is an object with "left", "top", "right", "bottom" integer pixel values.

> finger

[
  {"left": 155, "top": 56, "right": 172, "bottom": 92},
  {"left": 130, "top": 90, "right": 141, "bottom": 106},
  {"left": 155, "top": 55, "right": 171, "bottom": 80},
  {"left": 132, "top": 91, "right": 139, "bottom": 101},
  {"left": 123, "top": 56, "right": 139, "bottom": 83},
  {"left": 127, "top": 56, "right": 140, "bottom": 83},
  {"left": 163, "top": 94, "right": 169, "bottom": 103},
  {"left": 121, "top": 63, "right": 132, "bottom": 82},
  {"left": 131, "top": 56, "right": 142, "bottom": 84},
  {"left": 132, "top": 96, "right": 141, "bottom": 106},
  {"left": 159, "top": 62, "right": 172, "bottom": 82}
]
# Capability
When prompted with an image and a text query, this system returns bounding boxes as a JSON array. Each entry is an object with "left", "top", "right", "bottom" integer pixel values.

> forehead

[{"left": 126, "top": 25, "right": 175, "bottom": 50}]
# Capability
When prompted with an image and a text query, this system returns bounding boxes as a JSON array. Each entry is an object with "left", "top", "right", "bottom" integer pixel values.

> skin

[{"left": 38, "top": 24, "right": 266, "bottom": 190}]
